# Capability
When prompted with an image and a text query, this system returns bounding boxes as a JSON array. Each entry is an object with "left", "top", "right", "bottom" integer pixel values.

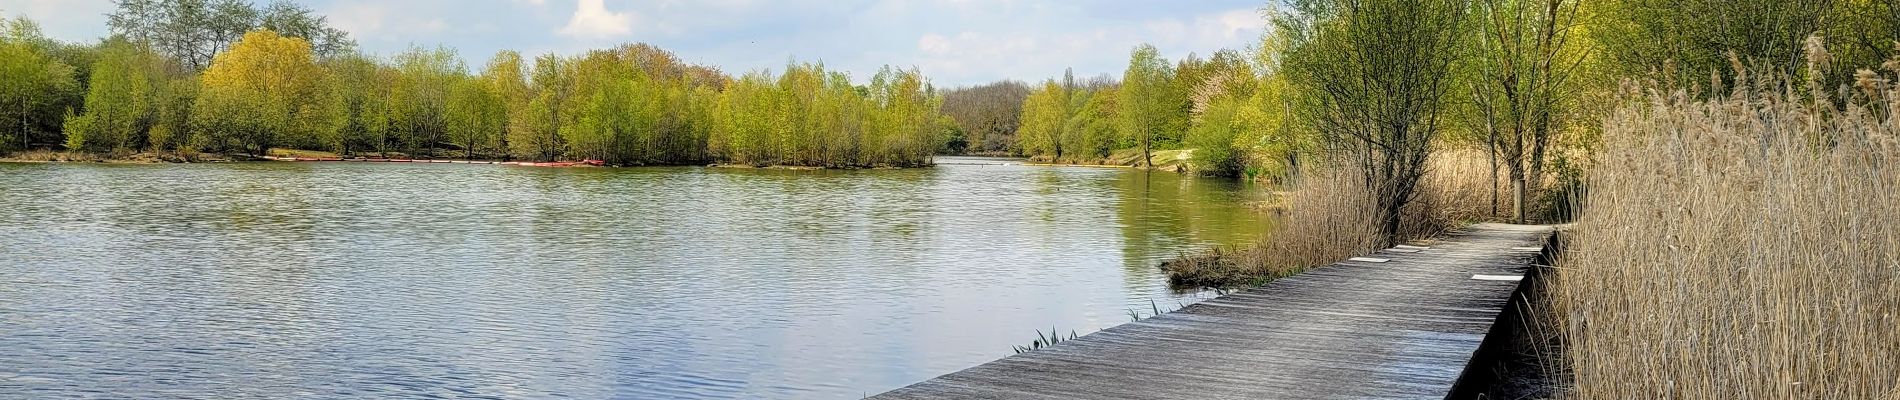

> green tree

[
  {"left": 146, "top": 77, "right": 198, "bottom": 151},
  {"left": 1282, "top": 0, "right": 1470, "bottom": 245},
  {"left": 322, "top": 53, "right": 392, "bottom": 154},
  {"left": 1119, "top": 44, "right": 1176, "bottom": 168},
  {"left": 1064, "top": 86, "right": 1120, "bottom": 160},
  {"left": 0, "top": 15, "right": 78, "bottom": 151},
  {"left": 1183, "top": 49, "right": 1259, "bottom": 177},
  {"left": 1590, "top": 0, "right": 1835, "bottom": 84},
  {"left": 519, "top": 54, "right": 571, "bottom": 161},
  {"left": 1017, "top": 80, "right": 1069, "bottom": 159},
  {"left": 192, "top": 29, "right": 328, "bottom": 155},
  {"left": 110, "top": 0, "right": 353, "bottom": 71},
  {"left": 446, "top": 77, "right": 505, "bottom": 159},
  {"left": 257, "top": 0, "right": 353, "bottom": 58},
  {"left": 1470, "top": 0, "right": 1586, "bottom": 222},
  {"left": 941, "top": 80, "right": 1029, "bottom": 154},
  {"left": 482, "top": 51, "right": 528, "bottom": 160},
  {"left": 389, "top": 45, "right": 463, "bottom": 156},
  {"left": 65, "top": 40, "right": 161, "bottom": 152}
]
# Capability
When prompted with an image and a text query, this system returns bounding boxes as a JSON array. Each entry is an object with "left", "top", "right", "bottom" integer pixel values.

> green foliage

[
  {"left": 1119, "top": 44, "right": 1180, "bottom": 167},
  {"left": 1281, "top": 0, "right": 1470, "bottom": 244},
  {"left": 322, "top": 53, "right": 392, "bottom": 154},
  {"left": 65, "top": 40, "right": 160, "bottom": 152},
  {"left": 483, "top": 51, "right": 529, "bottom": 159},
  {"left": 1183, "top": 49, "right": 1259, "bottom": 177},
  {"left": 1017, "top": 80, "right": 1069, "bottom": 159},
  {"left": 388, "top": 45, "right": 463, "bottom": 156},
  {"left": 0, "top": 15, "right": 79, "bottom": 151},
  {"left": 146, "top": 77, "right": 196, "bottom": 151},
  {"left": 1185, "top": 97, "right": 1248, "bottom": 177},
  {"left": 192, "top": 30, "right": 329, "bottom": 154},
  {"left": 1590, "top": 0, "right": 1832, "bottom": 81},
  {"left": 709, "top": 63, "right": 943, "bottom": 167},
  {"left": 19, "top": 8, "right": 944, "bottom": 167},
  {"left": 446, "top": 77, "right": 504, "bottom": 158},
  {"left": 1063, "top": 86, "right": 1120, "bottom": 160}
]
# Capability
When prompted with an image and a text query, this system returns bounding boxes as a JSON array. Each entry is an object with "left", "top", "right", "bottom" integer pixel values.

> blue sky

[{"left": 1, "top": 0, "right": 1270, "bottom": 87}]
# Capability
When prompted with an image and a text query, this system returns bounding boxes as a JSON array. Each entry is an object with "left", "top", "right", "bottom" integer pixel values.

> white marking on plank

[
  {"left": 1471, "top": 274, "right": 1524, "bottom": 281},
  {"left": 1348, "top": 257, "right": 1390, "bottom": 263}
]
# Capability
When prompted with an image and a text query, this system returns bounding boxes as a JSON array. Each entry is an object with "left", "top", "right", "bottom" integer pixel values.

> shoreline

[{"left": 2, "top": 151, "right": 940, "bottom": 170}]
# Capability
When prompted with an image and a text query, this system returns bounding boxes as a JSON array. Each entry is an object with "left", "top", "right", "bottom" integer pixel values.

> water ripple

[{"left": 0, "top": 158, "right": 1269, "bottom": 399}]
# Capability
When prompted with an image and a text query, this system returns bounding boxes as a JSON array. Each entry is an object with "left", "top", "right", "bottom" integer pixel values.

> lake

[{"left": 0, "top": 157, "right": 1272, "bottom": 399}]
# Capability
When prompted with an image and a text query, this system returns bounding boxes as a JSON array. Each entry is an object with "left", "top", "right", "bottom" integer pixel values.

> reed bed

[
  {"left": 1164, "top": 149, "right": 1499, "bottom": 288},
  {"left": 1551, "top": 65, "right": 1900, "bottom": 398}
]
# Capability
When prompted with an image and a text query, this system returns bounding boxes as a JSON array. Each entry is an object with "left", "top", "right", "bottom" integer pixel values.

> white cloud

[
  {"left": 323, "top": 1, "right": 460, "bottom": 47},
  {"left": 906, "top": 6, "right": 1266, "bottom": 85},
  {"left": 2, "top": 0, "right": 1268, "bottom": 87},
  {"left": 558, "top": 0, "right": 634, "bottom": 39}
]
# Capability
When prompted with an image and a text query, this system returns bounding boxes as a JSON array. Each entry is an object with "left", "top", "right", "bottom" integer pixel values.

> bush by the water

[{"left": 1162, "top": 149, "right": 1498, "bottom": 288}]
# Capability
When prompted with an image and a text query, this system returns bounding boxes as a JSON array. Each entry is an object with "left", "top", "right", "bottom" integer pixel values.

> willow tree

[
  {"left": 389, "top": 45, "right": 463, "bottom": 156},
  {"left": 1283, "top": 0, "right": 1470, "bottom": 246},
  {"left": 1064, "top": 85, "right": 1120, "bottom": 160},
  {"left": 1590, "top": 0, "right": 1835, "bottom": 84},
  {"left": 517, "top": 54, "right": 570, "bottom": 161},
  {"left": 193, "top": 29, "right": 328, "bottom": 155},
  {"left": 65, "top": 40, "right": 160, "bottom": 152},
  {"left": 1470, "top": 0, "right": 1585, "bottom": 223},
  {"left": 323, "top": 53, "right": 392, "bottom": 155},
  {"left": 1119, "top": 44, "right": 1177, "bottom": 168},
  {"left": 0, "top": 15, "right": 78, "bottom": 151},
  {"left": 1183, "top": 49, "right": 1259, "bottom": 177},
  {"left": 446, "top": 77, "right": 504, "bottom": 159},
  {"left": 1017, "top": 79, "right": 1070, "bottom": 159},
  {"left": 864, "top": 65, "right": 943, "bottom": 167},
  {"left": 482, "top": 51, "right": 528, "bottom": 160}
]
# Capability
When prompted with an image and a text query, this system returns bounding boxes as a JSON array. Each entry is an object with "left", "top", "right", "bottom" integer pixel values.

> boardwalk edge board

[{"left": 873, "top": 223, "right": 1556, "bottom": 399}]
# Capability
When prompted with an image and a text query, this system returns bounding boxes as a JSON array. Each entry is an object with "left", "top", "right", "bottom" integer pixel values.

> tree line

[
  {"left": 952, "top": 45, "right": 1297, "bottom": 179},
  {"left": 989, "top": 0, "right": 1899, "bottom": 243},
  {"left": 2, "top": 0, "right": 948, "bottom": 168}
]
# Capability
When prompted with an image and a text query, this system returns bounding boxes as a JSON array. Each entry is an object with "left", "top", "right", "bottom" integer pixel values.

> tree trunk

[
  {"left": 1488, "top": 136, "right": 1499, "bottom": 218},
  {"left": 1380, "top": 197, "right": 1404, "bottom": 248},
  {"left": 1141, "top": 134, "right": 1153, "bottom": 168},
  {"left": 1510, "top": 164, "right": 1527, "bottom": 224}
]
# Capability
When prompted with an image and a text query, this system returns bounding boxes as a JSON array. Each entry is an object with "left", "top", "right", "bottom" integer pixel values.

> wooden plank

[{"left": 873, "top": 223, "right": 1553, "bottom": 400}]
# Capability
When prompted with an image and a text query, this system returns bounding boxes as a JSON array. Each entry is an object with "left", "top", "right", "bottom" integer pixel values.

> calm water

[{"left": 0, "top": 157, "right": 1271, "bottom": 399}]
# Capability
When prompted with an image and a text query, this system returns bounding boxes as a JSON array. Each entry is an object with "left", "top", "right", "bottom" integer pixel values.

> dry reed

[
  {"left": 1164, "top": 149, "right": 1500, "bottom": 288},
  {"left": 1551, "top": 63, "right": 1900, "bottom": 398}
]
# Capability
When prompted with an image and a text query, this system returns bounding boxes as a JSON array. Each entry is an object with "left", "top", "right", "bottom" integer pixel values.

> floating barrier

[{"left": 260, "top": 155, "right": 603, "bottom": 167}]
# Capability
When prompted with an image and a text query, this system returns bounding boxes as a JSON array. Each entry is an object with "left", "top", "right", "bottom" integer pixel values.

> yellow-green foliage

[
  {"left": 65, "top": 40, "right": 160, "bottom": 152},
  {"left": 1016, "top": 80, "right": 1068, "bottom": 159},
  {"left": 710, "top": 63, "right": 943, "bottom": 168},
  {"left": 192, "top": 30, "right": 331, "bottom": 155},
  {"left": 0, "top": 15, "right": 79, "bottom": 151}
]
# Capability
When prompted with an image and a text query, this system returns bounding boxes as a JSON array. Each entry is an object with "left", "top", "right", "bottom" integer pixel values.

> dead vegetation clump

[{"left": 1164, "top": 149, "right": 1500, "bottom": 288}]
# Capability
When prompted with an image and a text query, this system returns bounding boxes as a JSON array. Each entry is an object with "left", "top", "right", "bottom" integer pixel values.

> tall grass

[
  {"left": 1164, "top": 149, "right": 1500, "bottom": 288},
  {"left": 1551, "top": 60, "right": 1900, "bottom": 398}
]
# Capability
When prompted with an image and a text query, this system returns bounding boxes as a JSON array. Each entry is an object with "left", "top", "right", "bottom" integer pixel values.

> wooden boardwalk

[{"left": 874, "top": 223, "right": 1555, "bottom": 399}]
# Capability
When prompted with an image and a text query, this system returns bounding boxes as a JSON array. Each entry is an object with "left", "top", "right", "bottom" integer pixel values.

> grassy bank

[
  {"left": 1162, "top": 148, "right": 1498, "bottom": 288},
  {"left": 1549, "top": 68, "right": 1900, "bottom": 397}
]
